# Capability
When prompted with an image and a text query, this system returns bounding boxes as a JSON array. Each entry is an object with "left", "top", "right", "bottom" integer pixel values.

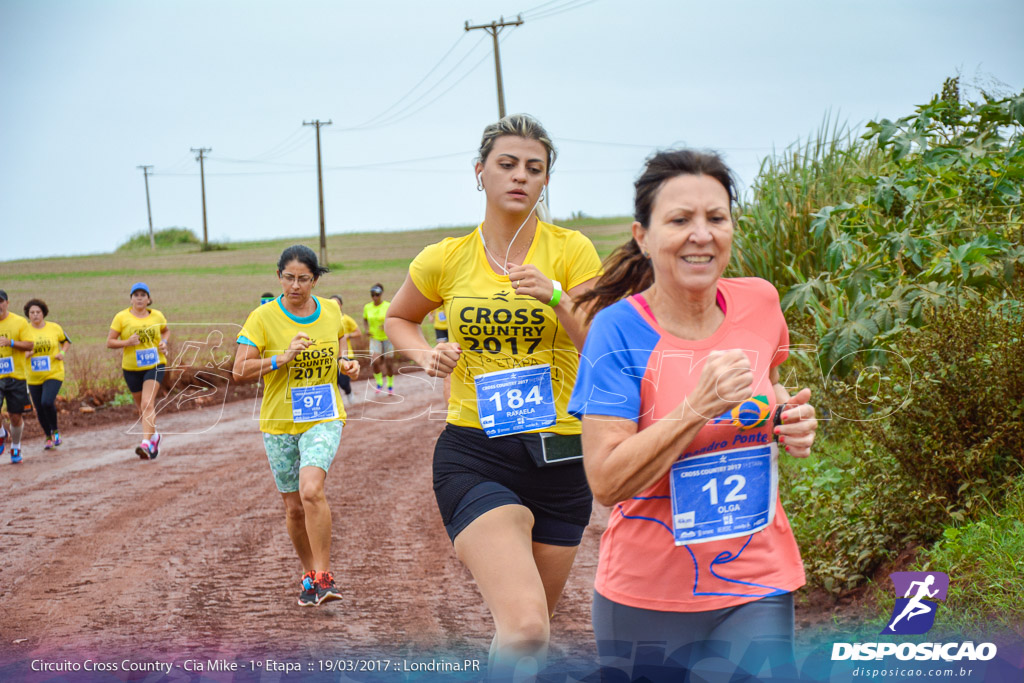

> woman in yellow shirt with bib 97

[
  {"left": 386, "top": 114, "right": 601, "bottom": 679},
  {"left": 233, "top": 245, "right": 360, "bottom": 608}
]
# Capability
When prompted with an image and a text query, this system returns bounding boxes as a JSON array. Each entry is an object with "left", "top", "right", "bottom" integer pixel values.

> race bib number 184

[{"left": 474, "top": 364, "right": 556, "bottom": 438}]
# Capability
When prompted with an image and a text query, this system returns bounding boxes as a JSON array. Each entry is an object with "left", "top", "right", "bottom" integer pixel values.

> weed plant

[{"left": 117, "top": 227, "right": 201, "bottom": 251}]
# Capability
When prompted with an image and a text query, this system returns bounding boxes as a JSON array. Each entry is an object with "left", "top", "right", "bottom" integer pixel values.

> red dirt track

[{"left": 0, "top": 372, "right": 606, "bottom": 678}]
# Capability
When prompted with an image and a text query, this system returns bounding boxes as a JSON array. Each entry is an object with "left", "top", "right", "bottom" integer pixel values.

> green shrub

[
  {"left": 876, "top": 477, "right": 1024, "bottom": 637},
  {"left": 782, "top": 300, "right": 1023, "bottom": 594},
  {"left": 117, "top": 227, "right": 200, "bottom": 251}
]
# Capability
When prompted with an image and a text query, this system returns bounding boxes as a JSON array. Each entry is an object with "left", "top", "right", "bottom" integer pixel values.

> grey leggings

[{"left": 592, "top": 590, "right": 796, "bottom": 681}]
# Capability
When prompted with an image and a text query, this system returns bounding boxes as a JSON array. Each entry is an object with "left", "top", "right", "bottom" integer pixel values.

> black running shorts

[{"left": 433, "top": 424, "right": 592, "bottom": 546}]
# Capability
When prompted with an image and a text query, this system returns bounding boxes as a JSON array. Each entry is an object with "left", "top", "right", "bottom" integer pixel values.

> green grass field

[{"left": 2, "top": 218, "right": 633, "bottom": 396}]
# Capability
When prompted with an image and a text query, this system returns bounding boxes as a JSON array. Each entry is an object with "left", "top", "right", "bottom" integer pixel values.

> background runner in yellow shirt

[
  {"left": 386, "top": 114, "right": 601, "bottom": 679},
  {"left": 233, "top": 245, "right": 359, "bottom": 608},
  {"left": 363, "top": 283, "right": 394, "bottom": 394},
  {"left": 0, "top": 290, "right": 34, "bottom": 463},
  {"left": 22, "top": 298, "right": 71, "bottom": 451},
  {"left": 107, "top": 282, "right": 169, "bottom": 460},
  {"left": 328, "top": 294, "right": 361, "bottom": 405}
]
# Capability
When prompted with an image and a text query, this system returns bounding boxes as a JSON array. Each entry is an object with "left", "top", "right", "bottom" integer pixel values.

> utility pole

[
  {"left": 465, "top": 15, "right": 523, "bottom": 118},
  {"left": 137, "top": 165, "right": 155, "bottom": 250},
  {"left": 303, "top": 120, "right": 332, "bottom": 267},
  {"left": 191, "top": 147, "right": 211, "bottom": 248}
]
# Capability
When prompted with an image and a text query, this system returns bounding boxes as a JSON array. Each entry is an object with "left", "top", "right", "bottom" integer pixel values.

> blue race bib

[
  {"left": 31, "top": 356, "right": 51, "bottom": 373},
  {"left": 290, "top": 384, "right": 338, "bottom": 423},
  {"left": 135, "top": 348, "right": 159, "bottom": 368},
  {"left": 474, "top": 364, "right": 556, "bottom": 438},
  {"left": 0, "top": 357, "right": 13, "bottom": 376},
  {"left": 669, "top": 443, "right": 778, "bottom": 545}
]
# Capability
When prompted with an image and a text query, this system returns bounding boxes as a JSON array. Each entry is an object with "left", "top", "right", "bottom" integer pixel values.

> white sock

[{"left": 0, "top": 426, "right": 6, "bottom": 439}]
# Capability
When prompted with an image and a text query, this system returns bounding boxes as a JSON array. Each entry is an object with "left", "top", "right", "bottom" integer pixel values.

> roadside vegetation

[{"left": 734, "top": 77, "right": 1024, "bottom": 633}]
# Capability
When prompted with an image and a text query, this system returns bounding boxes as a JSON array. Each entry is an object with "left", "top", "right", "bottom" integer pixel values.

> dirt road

[{"left": 0, "top": 373, "right": 606, "bottom": 680}]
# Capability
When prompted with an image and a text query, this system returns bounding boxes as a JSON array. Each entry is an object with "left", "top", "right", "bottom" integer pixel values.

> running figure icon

[
  {"left": 888, "top": 575, "right": 938, "bottom": 631},
  {"left": 882, "top": 571, "right": 949, "bottom": 635}
]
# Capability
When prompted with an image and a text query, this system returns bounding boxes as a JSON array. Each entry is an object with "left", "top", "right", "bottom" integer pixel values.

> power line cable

[
  {"left": 334, "top": 33, "right": 492, "bottom": 132},
  {"left": 523, "top": 0, "right": 599, "bottom": 22},
  {"left": 349, "top": 32, "right": 471, "bottom": 128}
]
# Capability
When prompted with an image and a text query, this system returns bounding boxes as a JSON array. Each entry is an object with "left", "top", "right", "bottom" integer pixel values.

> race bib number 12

[{"left": 669, "top": 443, "right": 778, "bottom": 545}]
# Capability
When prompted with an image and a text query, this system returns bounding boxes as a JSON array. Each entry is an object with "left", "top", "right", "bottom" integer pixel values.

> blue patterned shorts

[{"left": 262, "top": 420, "right": 343, "bottom": 493}]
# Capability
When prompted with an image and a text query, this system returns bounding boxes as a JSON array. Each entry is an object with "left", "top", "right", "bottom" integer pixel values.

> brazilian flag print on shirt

[
  {"left": 409, "top": 220, "right": 601, "bottom": 434},
  {"left": 238, "top": 296, "right": 348, "bottom": 435}
]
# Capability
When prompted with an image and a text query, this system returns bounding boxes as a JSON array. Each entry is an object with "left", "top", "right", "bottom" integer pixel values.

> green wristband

[{"left": 546, "top": 280, "right": 563, "bottom": 307}]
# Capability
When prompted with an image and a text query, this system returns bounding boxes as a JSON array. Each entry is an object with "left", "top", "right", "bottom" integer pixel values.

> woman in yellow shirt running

[
  {"left": 233, "top": 245, "right": 360, "bottom": 607},
  {"left": 22, "top": 298, "right": 71, "bottom": 450},
  {"left": 386, "top": 114, "right": 601, "bottom": 678},
  {"left": 107, "top": 282, "right": 169, "bottom": 460}
]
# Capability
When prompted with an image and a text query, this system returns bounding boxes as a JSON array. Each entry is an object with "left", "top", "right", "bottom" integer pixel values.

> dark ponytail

[
  {"left": 574, "top": 149, "right": 737, "bottom": 325},
  {"left": 574, "top": 240, "right": 653, "bottom": 325}
]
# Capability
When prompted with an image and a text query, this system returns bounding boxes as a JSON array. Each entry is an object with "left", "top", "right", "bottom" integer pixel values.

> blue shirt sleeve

[
  {"left": 237, "top": 335, "right": 257, "bottom": 347},
  {"left": 568, "top": 300, "right": 660, "bottom": 422}
]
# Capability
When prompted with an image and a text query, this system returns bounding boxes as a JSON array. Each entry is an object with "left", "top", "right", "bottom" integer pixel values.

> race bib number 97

[
  {"left": 290, "top": 384, "right": 338, "bottom": 423},
  {"left": 474, "top": 364, "right": 556, "bottom": 437},
  {"left": 669, "top": 443, "right": 778, "bottom": 545}
]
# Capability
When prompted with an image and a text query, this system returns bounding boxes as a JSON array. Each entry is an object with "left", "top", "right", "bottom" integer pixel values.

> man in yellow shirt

[
  {"left": 362, "top": 283, "right": 394, "bottom": 395},
  {"left": 0, "top": 290, "right": 34, "bottom": 463}
]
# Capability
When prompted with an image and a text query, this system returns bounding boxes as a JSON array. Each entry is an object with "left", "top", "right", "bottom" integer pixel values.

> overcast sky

[{"left": 2, "top": 0, "right": 1022, "bottom": 262}]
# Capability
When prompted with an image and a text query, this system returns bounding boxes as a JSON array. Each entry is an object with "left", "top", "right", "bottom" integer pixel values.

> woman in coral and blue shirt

[{"left": 569, "top": 150, "right": 819, "bottom": 681}]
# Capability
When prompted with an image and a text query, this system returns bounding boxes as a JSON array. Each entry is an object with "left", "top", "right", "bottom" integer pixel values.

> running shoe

[
  {"left": 135, "top": 441, "right": 155, "bottom": 460},
  {"left": 150, "top": 433, "right": 161, "bottom": 458},
  {"left": 315, "top": 571, "right": 342, "bottom": 605},
  {"left": 375, "top": 384, "right": 384, "bottom": 394},
  {"left": 0, "top": 427, "right": 6, "bottom": 455},
  {"left": 10, "top": 447, "right": 22, "bottom": 464},
  {"left": 387, "top": 387, "right": 394, "bottom": 396},
  {"left": 297, "top": 571, "right": 318, "bottom": 607},
  {"left": 44, "top": 439, "right": 54, "bottom": 450},
  {"left": 52, "top": 432, "right": 62, "bottom": 447}
]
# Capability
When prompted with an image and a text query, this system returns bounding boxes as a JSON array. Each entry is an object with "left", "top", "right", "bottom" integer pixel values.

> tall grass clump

[
  {"left": 117, "top": 227, "right": 201, "bottom": 251},
  {"left": 730, "top": 113, "right": 890, "bottom": 290}
]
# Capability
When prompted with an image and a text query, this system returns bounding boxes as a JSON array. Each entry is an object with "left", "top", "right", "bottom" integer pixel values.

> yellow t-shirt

[
  {"left": 0, "top": 312, "right": 30, "bottom": 381},
  {"left": 409, "top": 220, "right": 602, "bottom": 433},
  {"left": 238, "top": 296, "right": 348, "bottom": 435},
  {"left": 433, "top": 307, "right": 449, "bottom": 332},
  {"left": 340, "top": 314, "right": 359, "bottom": 356},
  {"left": 363, "top": 300, "right": 390, "bottom": 341},
  {"left": 109, "top": 308, "right": 168, "bottom": 370},
  {"left": 23, "top": 322, "right": 70, "bottom": 385}
]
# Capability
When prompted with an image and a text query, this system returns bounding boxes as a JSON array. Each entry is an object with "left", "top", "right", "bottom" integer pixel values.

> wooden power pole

[
  {"left": 137, "top": 165, "right": 155, "bottom": 250},
  {"left": 191, "top": 147, "right": 211, "bottom": 248},
  {"left": 465, "top": 15, "right": 523, "bottom": 118},
  {"left": 303, "top": 120, "right": 332, "bottom": 267}
]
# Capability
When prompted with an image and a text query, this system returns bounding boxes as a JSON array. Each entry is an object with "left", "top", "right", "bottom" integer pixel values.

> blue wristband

[{"left": 271, "top": 355, "right": 278, "bottom": 371}]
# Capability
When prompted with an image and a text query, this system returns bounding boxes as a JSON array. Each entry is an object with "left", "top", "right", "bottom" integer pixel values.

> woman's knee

[
  {"left": 499, "top": 611, "right": 550, "bottom": 649},
  {"left": 298, "top": 479, "right": 326, "bottom": 507}
]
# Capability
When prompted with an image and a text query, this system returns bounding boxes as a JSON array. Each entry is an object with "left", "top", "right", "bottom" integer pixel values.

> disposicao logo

[
  {"left": 831, "top": 571, "right": 998, "bottom": 663},
  {"left": 883, "top": 571, "right": 948, "bottom": 635}
]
